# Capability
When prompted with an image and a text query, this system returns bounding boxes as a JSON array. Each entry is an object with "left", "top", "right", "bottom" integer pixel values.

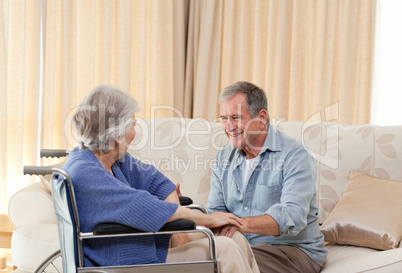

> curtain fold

[
  {"left": 41, "top": 0, "right": 189, "bottom": 157},
  {"left": 0, "top": 0, "right": 41, "bottom": 214},
  {"left": 184, "top": 0, "right": 224, "bottom": 120},
  {"left": 1, "top": 0, "right": 189, "bottom": 212},
  {"left": 1, "top": 0, "right": 376, "bottom": 214},
  {"left": 188, "top": 0, "right": 376, "bottom": 125}
]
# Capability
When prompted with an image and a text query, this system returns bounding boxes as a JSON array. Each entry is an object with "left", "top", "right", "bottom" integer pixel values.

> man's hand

[
  {"left": 212, "top": 224, "right": 240, "bottom": 238},
  {"left": 213, "top": 215, "right": 280, "bottom": 238}
]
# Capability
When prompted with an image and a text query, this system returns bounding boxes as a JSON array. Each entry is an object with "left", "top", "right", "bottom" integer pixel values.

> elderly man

[{"left": 206, "top": 81, "right": 327, "bottom": 273}]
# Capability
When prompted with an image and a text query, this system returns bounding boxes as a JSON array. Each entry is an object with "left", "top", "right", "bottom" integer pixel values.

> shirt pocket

[{"left": 254, "top": 182, "right": 282, "bottom": 211}]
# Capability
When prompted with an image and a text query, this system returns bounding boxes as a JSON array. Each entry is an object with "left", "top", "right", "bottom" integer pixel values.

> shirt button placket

[{"left": 243, "top": 191, "right": 251, "bottom": 216}]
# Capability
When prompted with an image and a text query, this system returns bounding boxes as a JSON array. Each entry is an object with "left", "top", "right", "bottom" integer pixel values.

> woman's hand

[{"left": 208, "top": 212, "right": 243, "bottom": 230}]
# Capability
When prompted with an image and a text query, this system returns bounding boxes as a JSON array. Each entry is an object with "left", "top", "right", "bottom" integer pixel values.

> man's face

[{"left": 219, "top": 93, "right": 262, "bottom": 150}]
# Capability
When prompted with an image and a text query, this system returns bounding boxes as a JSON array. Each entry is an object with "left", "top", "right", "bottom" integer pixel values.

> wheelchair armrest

[
  {"left": 93, "top": 219, "right": 196, "bottom": 235},
  {"left": 179, "top": 196, "right": 193, "bottom": 206}
]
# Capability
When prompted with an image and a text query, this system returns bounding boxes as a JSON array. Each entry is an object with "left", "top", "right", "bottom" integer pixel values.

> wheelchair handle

[
  {"left": 40, "top": 149, "right": 69, "bottom": 158},
  {"left": 23, "top": 166, "right": 53, "bottom": 176}
]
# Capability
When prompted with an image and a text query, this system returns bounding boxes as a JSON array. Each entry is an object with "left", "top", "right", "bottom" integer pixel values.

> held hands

[{"left": 208, "top": 212, "right": 243, "bottom": 230}]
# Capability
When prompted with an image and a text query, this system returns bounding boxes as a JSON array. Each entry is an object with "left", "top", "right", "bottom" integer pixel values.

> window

[{"left": 370, "top": 0, "right": 402, "bottom": 126}]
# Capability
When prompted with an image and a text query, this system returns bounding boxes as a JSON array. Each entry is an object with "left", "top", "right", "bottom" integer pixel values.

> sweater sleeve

[
  {"left": 64, "top": 150, "right": 178, "bottom": 233},
  {"left": 119, "top": 154, "right": 177, "bottom": 201}
]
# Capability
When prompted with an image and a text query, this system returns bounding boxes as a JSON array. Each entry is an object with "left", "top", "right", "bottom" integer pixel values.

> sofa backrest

[
  {"left": 130, "top": 118, "right": 402, "bottom": 224},
  {"left": 129, "top": 118, "right": 227, "bottom": 206},
  {"left": 276, "top": 121, "right": 402, "bottom": 223}
]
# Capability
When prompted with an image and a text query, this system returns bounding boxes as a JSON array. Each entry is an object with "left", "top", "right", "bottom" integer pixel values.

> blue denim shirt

[{"left": 206, "top": 126, "right": 328, "bottom": 266}]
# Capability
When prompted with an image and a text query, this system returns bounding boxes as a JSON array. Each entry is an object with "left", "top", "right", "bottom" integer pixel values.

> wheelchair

[{"left": 24, "top": 149, "right": 217, "bottom": 273}]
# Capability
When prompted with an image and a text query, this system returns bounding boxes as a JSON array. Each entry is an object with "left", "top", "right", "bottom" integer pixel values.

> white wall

[{"left": 371, "top": 0, "right": 402, "bottom": 126}]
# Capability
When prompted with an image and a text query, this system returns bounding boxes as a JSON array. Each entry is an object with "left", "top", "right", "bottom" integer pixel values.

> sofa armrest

[{"left": 8, "top": 182, "right": 57, "bottom": 228}]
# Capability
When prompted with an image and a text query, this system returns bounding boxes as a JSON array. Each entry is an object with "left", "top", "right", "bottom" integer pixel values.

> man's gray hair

[
  {"left": 72, "top": 85, "right": 139, "bottom": 152},
  {"left": 219, "top": 81, "right": 270, "bottom": 126}
]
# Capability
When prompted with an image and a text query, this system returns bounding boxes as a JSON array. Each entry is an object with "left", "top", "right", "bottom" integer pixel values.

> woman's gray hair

[
  {"left": 72, "top": 85, "right": 139, "bottom": 152},
  {"left": 219, "top": 81, "right": 270, "bottom": 126}
]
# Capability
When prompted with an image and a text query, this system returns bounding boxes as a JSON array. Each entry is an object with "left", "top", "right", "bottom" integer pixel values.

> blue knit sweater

[{"left": 63, "top": 148, "right": 178, "bottom": 266}]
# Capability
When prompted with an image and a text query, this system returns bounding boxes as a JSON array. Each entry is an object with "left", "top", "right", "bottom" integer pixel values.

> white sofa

[{"left": 8, "top": 118, "right": 402, "bottom": 272}]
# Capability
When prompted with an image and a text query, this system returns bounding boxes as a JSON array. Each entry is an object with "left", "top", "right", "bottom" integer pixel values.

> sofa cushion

[
  {"left": 320, "top": 171, "right": 402, "bottom": 250},
  {"left": 11, "top": 223, "right": 60, "bottom": 272},
  {"left": 8, "top": 182, "right": 57, "bottom": 228},
  {"left": 321, "top": 243, "right": 402, "bottom": 273}
]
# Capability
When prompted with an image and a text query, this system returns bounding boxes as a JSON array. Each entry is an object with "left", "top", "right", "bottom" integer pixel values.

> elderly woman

[{"left": 63, "top": 85, "right": 259, "bottom": 273}]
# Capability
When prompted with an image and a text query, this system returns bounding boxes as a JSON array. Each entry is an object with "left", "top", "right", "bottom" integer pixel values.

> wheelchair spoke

[
  {"left": 34, "top": 250, "right": 62, "bottom": 273},
  {"left": 43, "top": 262, "right": 60, "bottom": 273}
]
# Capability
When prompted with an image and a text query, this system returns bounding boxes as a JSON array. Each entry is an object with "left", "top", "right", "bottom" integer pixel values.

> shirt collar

[{"left": 260, "top": 125, "right": 282, "bottom": 154}]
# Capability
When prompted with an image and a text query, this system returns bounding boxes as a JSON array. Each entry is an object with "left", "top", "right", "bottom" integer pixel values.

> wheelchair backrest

[{"left": 52, "top": 170, "right": 82, "bottom": 273}]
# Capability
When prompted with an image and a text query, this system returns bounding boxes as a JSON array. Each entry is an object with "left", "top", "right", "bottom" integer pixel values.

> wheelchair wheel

[{"left": 34, "top": 250, "right": 62, "bottom": 273}]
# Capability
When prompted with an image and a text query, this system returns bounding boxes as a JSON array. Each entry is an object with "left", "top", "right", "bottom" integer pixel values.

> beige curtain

[
  {"left": 1, "top": 0, "right": 189, "bottom": 212},
  {"left": 188, "top": 0, "right": 376, "bottom": 125},
  {"left": 0, "top": 0, "right": 376, "bottom": 214},
  {"left": 0, "top": 0, "right": 41, "bottom": 214},
  {"left": 42, "top": 0, "right": 189, "bottom": 157}
]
